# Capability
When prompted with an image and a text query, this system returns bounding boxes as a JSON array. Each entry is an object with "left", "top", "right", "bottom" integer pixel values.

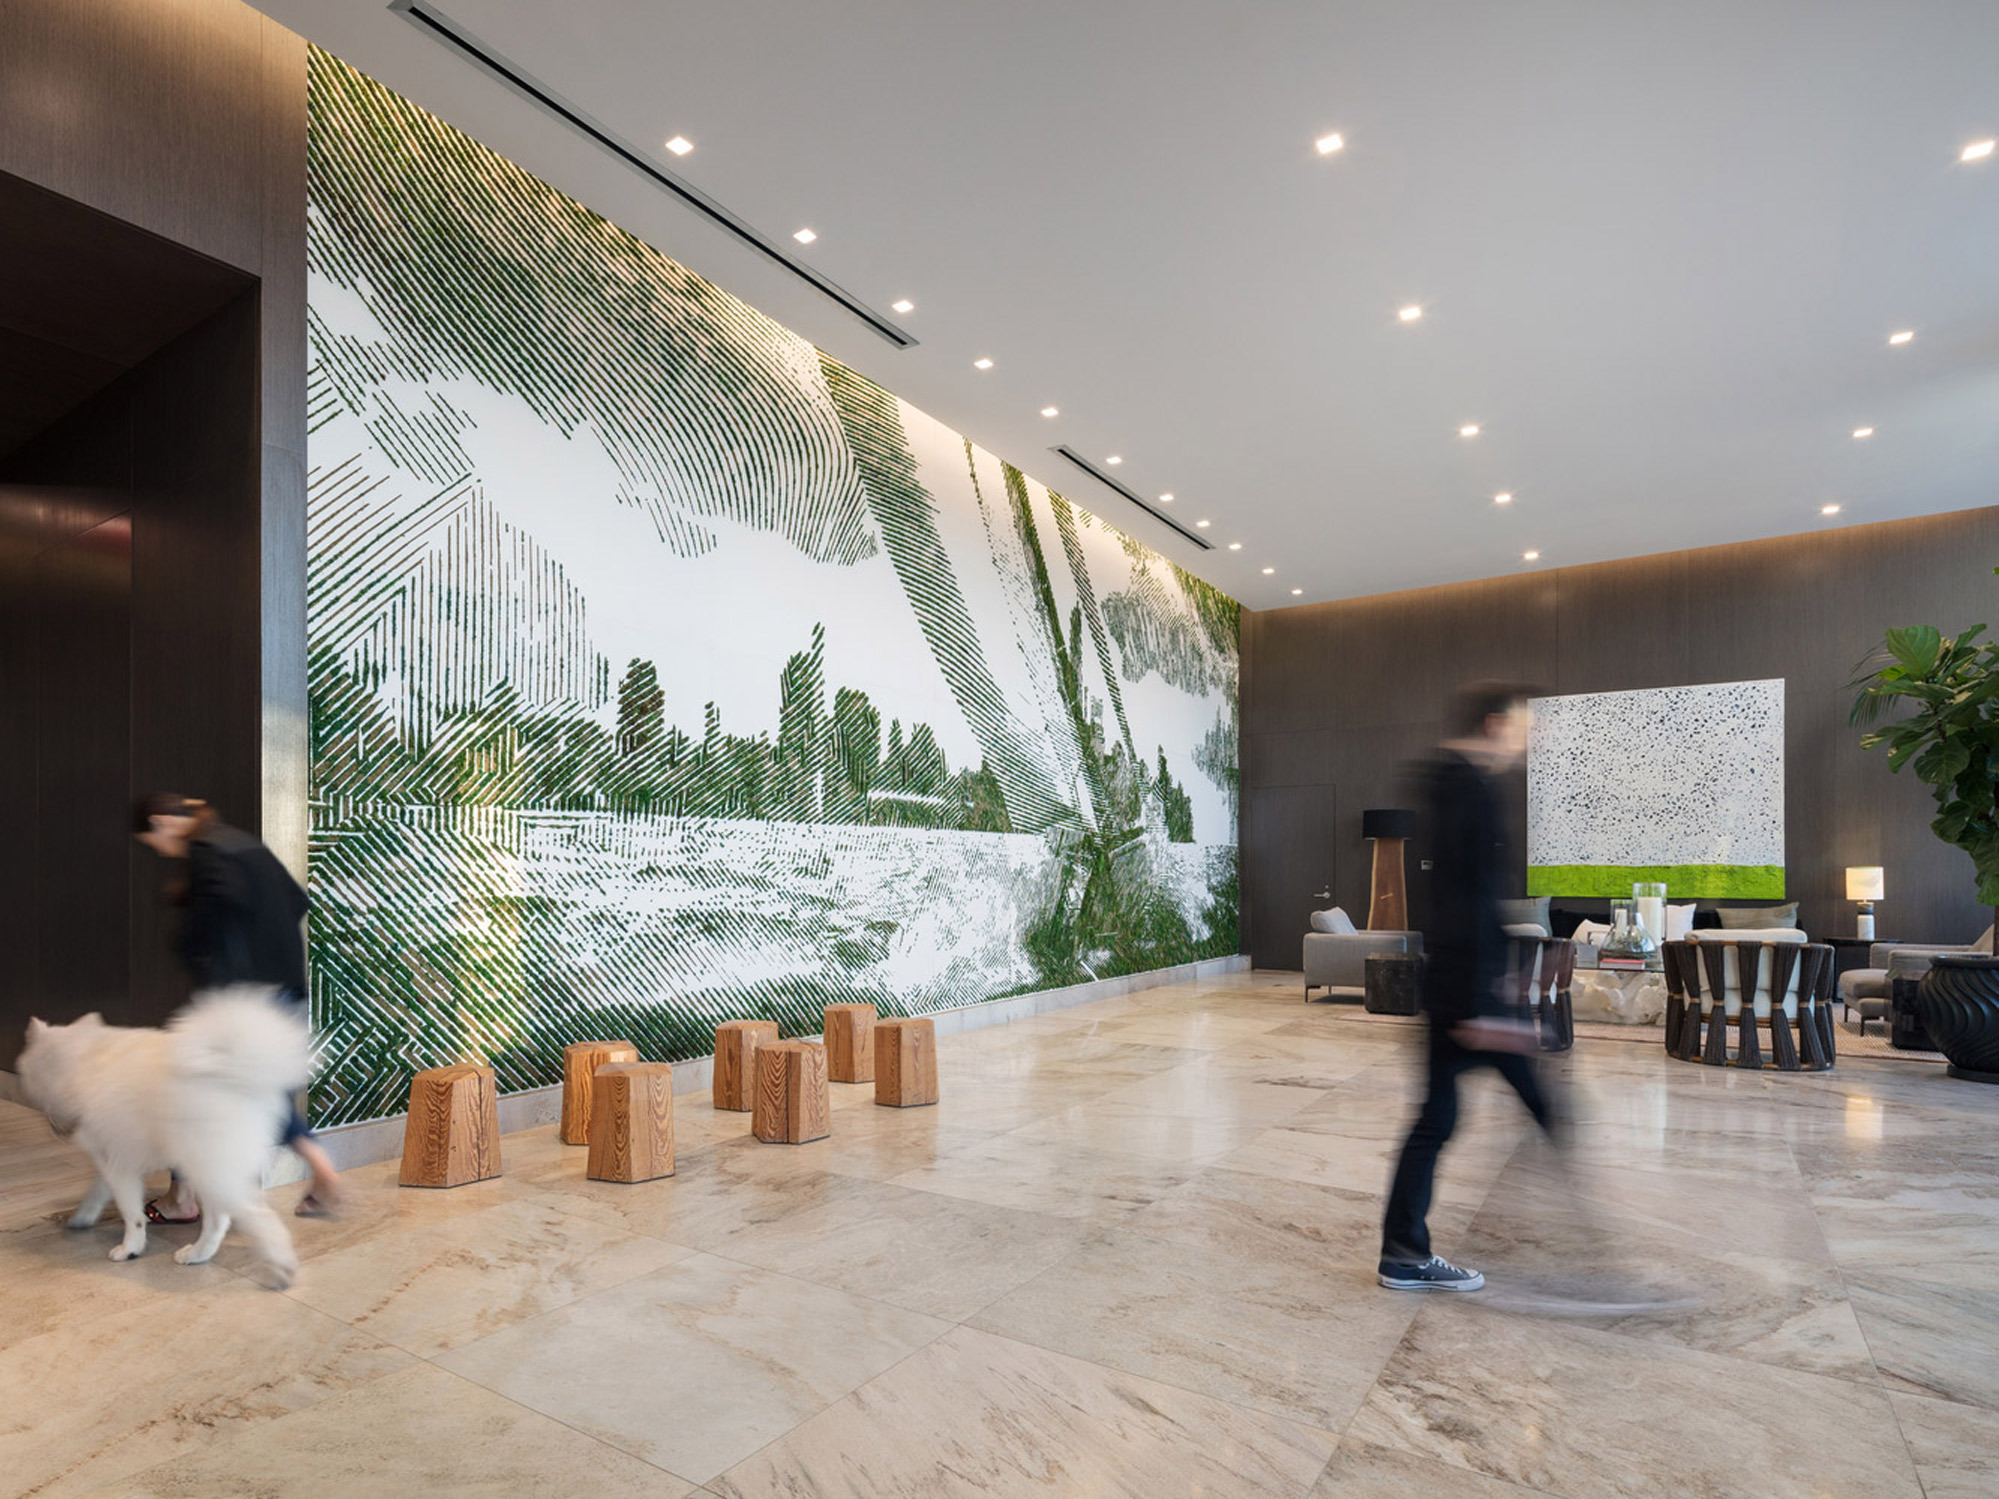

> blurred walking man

[{"left": 1378, "top": 683, "right": 1552, "bottom": 1291}]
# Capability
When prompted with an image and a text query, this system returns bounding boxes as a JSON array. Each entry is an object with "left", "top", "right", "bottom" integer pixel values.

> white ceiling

[{"left": 256, "top": 0, "right": 1999, "bottom": 609}]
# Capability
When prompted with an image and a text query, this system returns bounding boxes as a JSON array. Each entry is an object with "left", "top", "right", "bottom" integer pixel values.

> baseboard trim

[{"left": 3, "top": 954, "right": 1247, "bottom": 1179}]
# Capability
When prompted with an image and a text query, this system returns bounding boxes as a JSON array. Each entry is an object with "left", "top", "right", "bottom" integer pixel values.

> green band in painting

[{"left": 1525, "top": 864, "right": 1787, "bottom": 899}]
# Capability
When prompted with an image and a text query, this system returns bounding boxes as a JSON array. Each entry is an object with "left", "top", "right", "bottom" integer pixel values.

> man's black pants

[{"left": 1380, "top": 1021, "right": 1553, "bottom": 1264}]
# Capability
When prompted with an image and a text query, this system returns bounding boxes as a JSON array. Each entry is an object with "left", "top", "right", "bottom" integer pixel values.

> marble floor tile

[
  {"left": 1845, "top": 1269, "right": 1999, "bottom": 1410},
  {"left": 1309, "top": 1438, "right": 1556, "bottom": 1498},
  {"left": 696, "top": 1175, "right": 1088, "bottom": 1321},
  {"left": 91, "top": 1362, "right": 693, "bottom": 1497},
  {"left": 436, "top": 1252, "right": 950, "bottom": 1484},
  {"left": 999, "top": 1098, "right": 1270, "bottom": 1166},
  {"left": 1092, "top": 1061, "right": 1332, "bottom": 1124},
  {"left": 1348, "top": 1300, "right": 1923, "bottom": 1498},
  {"left": 280, "top": 1194, "right": 691, "bottom": 1356},
  {"left": 707, "top": 1325, "right": 1338, "bottom": 1499},
  {"left": 885, "top": 1134, "right": 1196, "bottom": 1218},
  {"left": 0, "top": 1282, "right": 411, "bottom": 1498},
  {"left": 1125, "top": 1165, "right": 1473, "bottom": 1267},
  {"left": 1887, "top": 1391, "right": 1999, "bottom": 1499},
  {"left": 1216, "top": 1121, "right": 1514, "bottom": 1207},
  {"left": 0, "top": 1213, "right": 241, "bottom": 1352},
  {"left": 970, "top": 1228, "right": 1420, "bottom": 1430}
]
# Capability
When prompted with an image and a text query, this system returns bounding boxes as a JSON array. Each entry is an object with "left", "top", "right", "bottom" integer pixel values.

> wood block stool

[
  {"left": 752, "top": 1040, "right": 830, "bottom": 1144},
  {"left": 400, "top": 1064, "right": 501, "bottom": 1187},
  {"left": 874, "top": 1018, "right": 939, "bottom": 1108},
  {"left": 822, "top": 1003, "right": 877, "bottom": 1083},
  {"left": 587, "top": 1062, "right": 676, "bottom": 1183},
  {"left": 713, "top": 1020, "right": 779, "bottom": 1111},
  {"left": 561, "top": 1040, "right": 639, "bottom": 1144}
]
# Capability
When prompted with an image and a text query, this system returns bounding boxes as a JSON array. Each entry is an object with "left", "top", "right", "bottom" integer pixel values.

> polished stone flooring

[{"left": 3, "top": 970, "right": 1997, "bottom": 1497}]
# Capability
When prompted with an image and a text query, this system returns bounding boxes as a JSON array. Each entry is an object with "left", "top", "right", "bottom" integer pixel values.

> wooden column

[
  {"left": 874, "top": 1017, "right": 939, "bottom": 1108},
  {"left": 713, "top": 1020, "right": 779, "bottom": 1111},
  {"left": 561, "top": 1040, "right": 639, "bottom": 1145},
  {"left": 752, "top": 1040, "right": 830, "bottom": 1144},
  {"left": 823, "top": 1003, "right": 877, "bottom": 1083},
  {"left": 586, "top": 1062, "right": 675, "bottom": 1183},
  {"left": 1366, "top": 836, "right": 1408, "bottom": 931},
  {"left": 399, "top": 1064, "right": 501, "bottom": 1188}
]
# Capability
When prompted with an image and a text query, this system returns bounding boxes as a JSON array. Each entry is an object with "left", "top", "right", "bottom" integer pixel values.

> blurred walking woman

[{"left": 132, "top": 793, "right": 342, "bottom": 1219}]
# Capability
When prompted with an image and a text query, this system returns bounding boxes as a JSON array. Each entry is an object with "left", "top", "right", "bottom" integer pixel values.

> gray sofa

[
  {"left": 1304, "top": 929, "right": 1424, "bottom": 1001},
  {"left": 1839, "top": 926, "right": 1993, "bottom": 1034}
]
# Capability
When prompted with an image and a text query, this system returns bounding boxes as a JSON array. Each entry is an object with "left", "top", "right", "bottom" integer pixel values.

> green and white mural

[{"left": 304, "top": 51, "right": 1240, "bottom": 1127}]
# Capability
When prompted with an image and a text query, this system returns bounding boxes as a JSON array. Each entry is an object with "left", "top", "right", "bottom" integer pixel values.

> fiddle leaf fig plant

[{"left": 1851, "top": 615, "right": 1999, "bottom": 912}]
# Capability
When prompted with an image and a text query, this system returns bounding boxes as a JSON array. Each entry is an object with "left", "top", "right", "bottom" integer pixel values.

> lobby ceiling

[{"left": 257, "top": 0, "right": 1999, "bottom": 608}]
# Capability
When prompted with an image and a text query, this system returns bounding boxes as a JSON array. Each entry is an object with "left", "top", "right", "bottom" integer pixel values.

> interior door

[{"left": 1244, "top": 782, "right": 1338, "bottom": 970}]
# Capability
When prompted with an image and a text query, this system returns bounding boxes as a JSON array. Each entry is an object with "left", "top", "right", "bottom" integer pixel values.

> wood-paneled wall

[
  {"left": 1241, "top": 508, "right": 1999, "bottom": 969},
  {"left": 0, "top": 0, "right": 308, "bottom": 871},
  {"left": 0, "top": 0, "right": 306, "bottom": 1063}
]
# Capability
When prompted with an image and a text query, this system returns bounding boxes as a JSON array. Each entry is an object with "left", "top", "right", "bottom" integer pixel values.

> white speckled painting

[{"left": 1526, "top": 679, "right": 1784, "bottom": 898}]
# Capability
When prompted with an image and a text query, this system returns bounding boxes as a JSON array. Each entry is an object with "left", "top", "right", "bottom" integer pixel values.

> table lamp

[
  {"left": 1846, "top": 866, "right": 1884, "bottom": 941},
  {"left": 1362, "top": 809, "right": 1417, "bottom": 931}
]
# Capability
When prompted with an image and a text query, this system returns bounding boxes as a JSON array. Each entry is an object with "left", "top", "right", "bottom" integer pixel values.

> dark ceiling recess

[
  {"left": 0, "top": 170, "right": 253, "bottom": 459},
  {"left": 389, "top": 0, "right": 917, "bottom": 350},
  {"left": 1050, "top": 446, "right": 1213, "bottom": 551}
]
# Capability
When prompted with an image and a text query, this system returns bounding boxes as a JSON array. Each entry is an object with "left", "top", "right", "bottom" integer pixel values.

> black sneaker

[{"left": 1378, "top": 1254, "right": 1485, "bottom": 1291}]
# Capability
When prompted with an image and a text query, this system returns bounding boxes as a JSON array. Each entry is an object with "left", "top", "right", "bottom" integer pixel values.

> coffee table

[{"left": 1571, "top": 952, "right": 1667, "bottom": 1025}]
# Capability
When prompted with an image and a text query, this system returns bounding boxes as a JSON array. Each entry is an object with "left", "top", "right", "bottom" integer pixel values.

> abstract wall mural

[
  {"left": 304, "top": 50, "right": 1240, "bottom": 1126},
  {"left": 1526, "top": 679, "right": 1785, "bottom": 899}
]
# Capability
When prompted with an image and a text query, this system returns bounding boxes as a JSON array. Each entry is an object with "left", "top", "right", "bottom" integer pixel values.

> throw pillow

[
  {"left": 1571, "top": 919, "right": 1612, "bottom": 946},
  {"left": 1310, "top": 907, "right": 1358, "bottom": 935},
  {"left": 1496, "top": 896, "right": 1552, "bottom": 932},
  {"left": 1717, "top": 903, "right": 1798, "bottom": 930},
  {"left": 1664, "top": 902, "right": 1697, "bottom": 941}
]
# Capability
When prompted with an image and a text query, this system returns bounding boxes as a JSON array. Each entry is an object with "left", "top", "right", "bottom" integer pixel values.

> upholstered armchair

[
  {"left": 1838, "top": 927, "right": 1994, "bottom": 1035},
  {"left": 1302, "top": 907, "right": 1423, "bottom": 1001}
]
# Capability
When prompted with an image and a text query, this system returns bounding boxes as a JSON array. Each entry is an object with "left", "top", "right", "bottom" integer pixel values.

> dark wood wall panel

[
  {"left": 0, "top": 0, "right": 306, "bottom": 1066},
  {"left": 1242, "top": 508, "right": 1999, "bottom": 968}
]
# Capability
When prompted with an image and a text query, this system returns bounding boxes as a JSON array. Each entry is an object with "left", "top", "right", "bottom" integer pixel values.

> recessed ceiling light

[
  {"left": 1963, "top": 139, "right": 1996, "bottom": 163},
  {"left": 1291, "top": 588, "right": 1303, "bottom": 595},
  {"left": 1105, "top": 455, "right": 1123, "bottom": 465},
  {"left": 1195, "top": 519, "right": 1211, "bottom": 528},
  {"left": 1158, "top": 493, "right": 1174, "bottom": 503},
  {"left": 1821, "top": 503, "right": 1842, "bottom": 515},
  {"left": 792, "top": 228, "right": 817, "bottom": 244},
  {"left": 1228, "top": 542, "right": 1243, "bottom": 551},
  {"left": 1493, "top": 492, "right": 1513, "bottom": 505},
  {"left": 1523, "top": 550, "right": 1540, "bottom": 561},
  {"left": 1262, "top": 567, "right": 1275, "bottom": 575},
  {"left": 1459, "top": 424, "right": 1481, "bottom": 437},
  {"left": 1888, "top": 330, "right": 1914, "bottom": 346},
  {"left": 1315, "top": 132, "right": 1344, "bottom": 155},
  {"left": 891, "top": 299, "right": 915, "bottom": 314},
  {"left": 1040, "top": 406, "right": 1059, "bottom": 417},
  {"left": 1853, "top": 426, "right": 1874, "bottom": 439},
  {"left": 664, "top": 135, "right": 693, "bottom": 156},
  {"left": 1398, "top": 305, "right": 1423, "bottom": 322},
  {"left": 973, "top": 357, "right": 994, "bottom": 370}
]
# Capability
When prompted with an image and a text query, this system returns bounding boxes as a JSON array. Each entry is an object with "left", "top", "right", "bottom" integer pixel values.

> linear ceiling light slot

[
  {"left": 388, "top": 0, "right": 916, "bottom": 348},
  {"left": 1050, "top": 447, "right": 1212, "bottom": 550}
]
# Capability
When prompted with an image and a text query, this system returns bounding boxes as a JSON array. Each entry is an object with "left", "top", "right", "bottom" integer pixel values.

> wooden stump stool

[
  {"left": 874, "top": 1018, "right": 939, "bottom": 1108},
  {"left": 713, "top": 1020, "right": 779, "bottom": 1112},
  {"left": 587, "top": 1062, "right": 676, "bottom": 1183},
  {"left": 822, "top": 1003, "right": 877, "bottom": 1083},
  {"left": 752, "top": 1041, "right": 830, "bottom": 1144},
  {"left": 561, "top": 1040, "right": 639, "bottom": 1145},
  {"left": 400, "top": 1064, "right": 501, "bottom": 1188}
]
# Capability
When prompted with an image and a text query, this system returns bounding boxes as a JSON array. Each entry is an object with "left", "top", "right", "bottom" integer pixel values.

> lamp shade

[
  {"left": 1362, "top": 808, "right": 1417, "bottom": 840},
  {"left": 1845, "top": 866, "right": 1885, "bottom": 901}
]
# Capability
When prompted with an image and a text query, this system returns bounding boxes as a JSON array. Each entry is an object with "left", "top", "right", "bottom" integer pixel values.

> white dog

[{"left": 18, "top": 988, "right": 312, "bottom": 1287}]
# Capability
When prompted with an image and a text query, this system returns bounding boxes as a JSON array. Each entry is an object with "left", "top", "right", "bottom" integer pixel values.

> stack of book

[{"left": 1598, "top": 954, "right": 1651, "bottom": 971}]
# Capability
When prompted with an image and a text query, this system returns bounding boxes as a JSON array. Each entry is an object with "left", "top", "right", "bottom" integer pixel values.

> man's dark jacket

[
  {"left": 1420, "top": 749, "right": 1510, "bottom": 1025},
  {"left": 181, "top": 823, "right": 309, "bottom": 995}
]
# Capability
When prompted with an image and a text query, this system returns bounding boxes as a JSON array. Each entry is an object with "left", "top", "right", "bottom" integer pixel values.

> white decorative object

[
  {"left": 1527, "top": 679, "right": 1785, "bottom": 898},
  {"left": 1847, "top": 866, "right": 1883, "bottom": 941}
]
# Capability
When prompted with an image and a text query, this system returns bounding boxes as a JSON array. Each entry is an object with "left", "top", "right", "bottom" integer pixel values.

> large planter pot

[{"left": 1917, "top": 954, "right": 1999, "bottom": 1083}]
